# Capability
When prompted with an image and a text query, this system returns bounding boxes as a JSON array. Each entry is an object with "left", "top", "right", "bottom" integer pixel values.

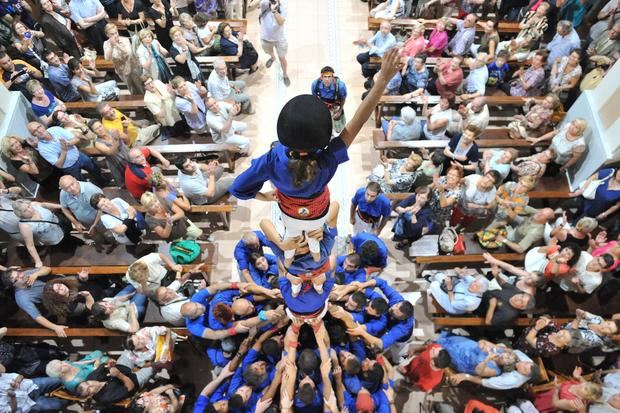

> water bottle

[{"left": 24, "top": 31, "right": 31, "bottom": 40}]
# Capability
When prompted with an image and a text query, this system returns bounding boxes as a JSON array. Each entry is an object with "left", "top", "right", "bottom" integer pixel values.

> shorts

[{"left": 261, "top": 39, "right": 288, "bottom": 57}]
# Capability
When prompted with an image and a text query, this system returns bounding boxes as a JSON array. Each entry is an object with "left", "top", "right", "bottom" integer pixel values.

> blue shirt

[
  {"left": 351, "top": 232, "right": 388, "bottom": 268},
  {"left": 311, "top": 78, "right": 348, "bottom": 102},
  {"left": 385, "top": 72, "right": 402, "bottom": 95},
  {"left": 59, "top": 181, "right": 102, "bottom": 226},
  {"left": 374, "top": 278, "right": 414, "bottom": 348},
  {"left": 184, "top": 288, "right": 214, "bottom": 337},
  {"left": 248, "top": 253, "right": 278, "bottom": 288},
  {"left": 429, "top": 275, "right": 482, "bottom": 314},
  {"left": 265, "top": 227, "right": 337, "bottom": 275},
  {"left": 279, "top": 273, "right": 335, "bottom": 315},
  {"left": 352, "top": 309, "right": 387, "bottom": 336},
  {"left": 352, "top": 188, "right": 391, "bottom": 221},
  {"left": 546, "top": 29, "right": 581, "bottom": 69},
  {"left": 368, "top": 32, "right": 397, "bottom": 57},
  {"left": 229, "top": 137, "right": 349, "bottom": 199},
  {"left": 15, "top": 275, "right": 44, "bottom": 319},
  {"left": 335, "top": 255, "right": 366, "bottom": 284},
  {"left": 37, "top": 127, "right": 79, "bottom": 169},
  {"left": 206, "top": 347, "right": 231, "bottom": 367},
  {"left": 405, "top": 62, "right": 429, "bottom": 90},
  {"left": 207, "top": 289, "right": 246, "bottom": 331},
  {"left": 69, "top": 0, "right": 101, "bottom": 23},
  {"left": 487, "top": 62, "right": 510, "bottom": 84},
  {"left": 47, "top": 64, "right": 80, "bottom": 102},
  {"left": 294, "top": 382, "right": 323, "bottom": 413},
  {"left": 193, "top": 381, "right": 229, "bottom": 413},
  {"left": 240, "top": 348, "right": 275, "bottom": 392},
  {"left": 233, "top": 230, "right": 268, "bottom": 271},
  {"left": 584, "top": 168, "right": 620, "bottom": 217}
]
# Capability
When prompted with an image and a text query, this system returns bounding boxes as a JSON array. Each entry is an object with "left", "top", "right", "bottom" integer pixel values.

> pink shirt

[
  {"left": 436, "top": 62, "right": 463, "bottom": 96},
  {"left": 426, "top": 29, "right": 449, "bottom": 57},
  {"left": 401, "top": 35, "right": 426, "bottom": 58},
  {"left": 592, "top": 240, "right": 619, "bottom": 270}
]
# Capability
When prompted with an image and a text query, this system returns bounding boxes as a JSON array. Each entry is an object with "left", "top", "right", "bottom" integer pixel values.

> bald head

[
  {"left": 59, "top": 175, "right": 80, "bottom": 195},
  {"left": 180, "top": 302, "right": 204, "bottom": 319},
  {"left": 534, "top": 208, "right": 555, "bottom": 223}
]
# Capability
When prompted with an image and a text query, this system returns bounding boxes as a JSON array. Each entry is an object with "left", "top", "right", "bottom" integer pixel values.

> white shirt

[
  {"left": 159, "top": 280, "right": 188, "bottom": 326},
  {"left": 559, "top": 252, "right": 602, "bottom": 294},
  {"left": 465, "top": 65, "right": 489, "bottom": 95},
  {"left": 465, "top": 103, "right": 490, "bottom": 130},
  {"left": 100, "top": 198, "right": 132, "bottom": 244},
  {"left": 101, "top": 297, "right": 133, "bottom": 332},
  {"left": 125, "top": 252, "right": 168, "bottom": 292},
  {"left": 259, "top": 0, "right": 287, "bottom": 42},
  {"left": 0, "top": 373, "right": 37, "bottom": 413},
  {"left": 207, "top": 70, "right": 232, "bottom": 101},
  {"left": 481, "top": 350, "right": 532, "bottom": 390},
  {"left": 178, "top": 166, "right": 209, "bottom": 205}
]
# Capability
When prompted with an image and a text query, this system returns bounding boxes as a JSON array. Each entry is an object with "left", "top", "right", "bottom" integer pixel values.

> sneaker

[
  {"left": 266, "top": 57, "right": 274, "bottom": 68},
  {"left": 283, "top": 76, "right": 291, "bottom": 87}
]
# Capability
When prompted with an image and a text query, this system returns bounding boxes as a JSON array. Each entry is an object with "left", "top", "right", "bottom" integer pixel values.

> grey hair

[
  {"left": 45, "top": 360, "right": 63, "bottom": 378},
  {"left": 213, "top": 58, "right": 226, "bottom": 69},
  {"left": 400, "top": 106, "right": 417, "bottom": 124},
  {"left": 557, "top": 20, "right": 573, "bottom": 33},
  {"left": 11, "top": 199, "right": 32, "bottom": 218}
]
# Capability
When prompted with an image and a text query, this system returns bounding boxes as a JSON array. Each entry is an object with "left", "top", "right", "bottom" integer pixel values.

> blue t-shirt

[
  {"left": 584, "top": 168, "right": 620, "bottom": 217},
  {"left": 279, "top": 273, "right": 335, "bottom": 315},
  {"left": 248, "top": 253, "right": 278, "bottom": 288},
  {"left": 265, "top": 227, "right": 337, "bottom": 275},
  {"left": 352, "top": 188, "right": 391, "bottom": 221},
  {"left": 233, "top": 230, "right": 268, "bottom": 271},
  {"left": 311, "top": 78, "right": 348, "bottom": 102},
  {"left": 207, "top": 289, "right": 251, "bottom": 331},
  {"left": 193, "top": 380, "right": 229, "bottom": 413},
  {"left": 351, "top": 232, "right": 388, "bottom": 268},
  {"left": 487, "top": 62, "right": 510, "bottom": 85},
  {"left": 229, "top": 137, "right": 349, "bottom": 199},
  {"left": 335, "top": 255, "right": 366, "bottom": 284},
  {"left": 184, "top": 288, "right": 214, "bottom": 338}
]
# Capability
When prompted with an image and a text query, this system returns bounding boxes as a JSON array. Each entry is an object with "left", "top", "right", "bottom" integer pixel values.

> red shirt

[
  {"left": 464, "top": 400, "right": 500, "bottom": 413},
  {"left": 404, "top": 344, "right": 444, "bottom": 392},
  {"left": 436, "top": 62, "right": 463, "bottom": 96},
  {"left": 125, "top": 147, "right": 153, "bottom": 199}
]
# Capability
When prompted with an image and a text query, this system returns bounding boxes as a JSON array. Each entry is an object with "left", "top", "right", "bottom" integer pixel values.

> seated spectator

[
  {"left": 530, "top": 118, "right": 587, "bottom": 175},
  {"left": 450, "top": 170, "right": 500, "bottom": 229},
  {"left": 480, "top": 280, "right": 535, "bottom": 325},
  {"left": 0, "top": 51, "right": 42, "bottom": 99},
  {"left": 354, "top": 20, "right": 397, "bottom": 78},
  {"left": 479, "top": 148, "right": 517, "bottom": 182},
  {"left": 89, "top": 119, "right": 130, "bottom": 188},
  {"left": 370, "top": 152, "right": 422, "bottom": 193},
  {"left": 206, "top": 97, "right": 250, "bottom": 154},
  {"left": 125, "top": 147, "right": 170, "bottom": 200},
  {"left": 490, "top": 207, "right": 555, "bottom": 253},
  {"left": 435, "top": 333, "right": 517, "bottom": 377},
  {"left": 28, "top": 121, "right": 105, "bottom": 186},
  {"left": 558, "top": 251, "right": 610, "bottom": 294},
  {"left": 68, "top": 57, "right": 118, "bottom": 102},
  {"left": 148, "top": 170, "right": 191, "bottom": 212},
  {"left": 90, "top": 192, "right": 146, "bottom": 245},
  {"left": 484, "top": 252, "right": 546, "bottom": 296},
  {"left": 91, "top": 292, "right": 142, "bottom": 333},
  {"left": 426, "top": 56, "right": 464, "bottom": 96},
  {"left": 486, "top": 50, "right": 511, "bottom": 88},
  {"left": 460, "top": 53, "right": 489, "bottom": 101},
  {"left": 208, "top": 58, "right": 254, "bottom": 114},
  {"left": 382, "top": 106, "right": 422, "bottom": 141},
  {"left": 1, "top": 135, "right": 61, "bottom": 191},
  {"left": 45, "top": 350, "right": 109, "bottom": 393},
  {"left": 496, "top": 34, "right": 535, "bottom": 62},
  {"left": 429, "top": 269, "right": 490, "bottom": 314},
  {"left": 76, "top": 361, "right": 153, "bottom": 405},
  {"left": 11, "top": 21, "right": 47, "bottom": 71},
  {"left": 12, "top": 199, "right": 82, "bottom": 268},
  {"left": 217, "top": 22, "right": 259, "bottom": 73},
  {"left": 548, "top": 216, "right": 597, "bottom": 249},
  {"left": 422, "top": 95, "right": 457, "bottom": 140},
  {"left": 429, "top": 165, "right": 463, "bottom": 229},
  {"left": 400, "top": 23, "right": 426, "bottom": 58},
  {"left": 192, "top": 12, "right": 219, "bottom": 51},
  {"left": 510, "top": 148, "right": 556, "bottom": 180},
  {"left": 58, "top": 175, "right": 102, "bottom": 237},
  {"left": 369, "top": 0, "right": 404, "bottom": 19},
  {"left": 125, "top": 252, "right": 183, "bottom": 294},
  {"left": 563, "top": 309, "right": 620, "bottom": 353},
  {"left": 43, "top": 51, "right": 81, "bottom": 102},
  {"left": 524, "top": 242, "right": 582, "bottom": 282},
  {"left": 507, "top": 50, "right": 547, "bottom": 97},
  {"left": 487, "top": 176, "right": 536, "bottom": 229},
  {"left": 548, "top": 49, "right": 583, "bottom": 103},
  {"left": 392, "top": 186, "right": 433, "bottom": 248},
  {"left": 140, "top": 191, "right": 202, "bottom": 241},
  {"left": 0, "top": 373, "right": 68, "bottom": 411},
  {"left": 169, "top": 26, "right": 205, "bottom": 83},
  {"left": 399, "top": 53, "right": 429, "bottom": 97},
  {"left": 97, "top": 102, "right": 161, "bottom": 148},
  {"left": 517, "top": 1, "right": 550, "bottom": 42},
  {"left": 472, "top": 20, "right": 500, "bottom": 60},
  {"left": 443, "top": 125, "right": 481, "bottom": 172},
  {"left": 571, "top": 167, "right": 620, "bottom": 225},
  {"left": 515, "top": 317, "right": 580, "bottom": 358},
  {"left": 171, "top": 75, "right": 208, "bottom": 133},
  {"left": 350, "top": 182, "right": 391, "bottom": 235},
  {"left": 26, "top": 80, "right": 65, "bottom": 126},
  {"left": 587, "top": 21, "right": 620, "bottom": 67},
  {"left": 458, "top": 97, "right": 490, "bottom": 131},
  {"left": 1, "top": 266, "right": 71, "bottom": 337},
  {"left": 39, "top": 0, "right": 81, "bottom": 58},
  {"left": 177, "top": 13, "right": 208, "bottom": 52},
  {"left": 143, "top": 75, "right": 183, "bottom": 136},
  {"left": 137, "top": 29, "right": 173, "bottom": 83},
  {"left": 153, "top": 282, "right": 190, "bottom": 326},
  {"left": 546, "top": 20, "right": 581, "bottom": 70},
  {"left": 52, "top": 111, "right": 96, "bottom": 149},
  {"left": 103, "top": 24, "right": 144, "bottom": 95},
  {"left": 130, "top": 384, "right": 185, "bottom": 412},
  {"left": 508, "top": 94, "right": 561, "bottom": 140},
  {"left": 41, "top": 275, "right": 98, "bottom": 322},
  {"left": 590, "top": 230, "right": 620, "bottom": 271},
  {"left": 175, "top": 155, "right": 235, "bottom": 205},
  {"left": 423, "top": 18, "right": 449, "bottom": 57},
  {"left": 398, "top": 343, "right": 451, "bottom": 393},
  {"left": 414, "top": 148, "right": 445, "bottom": 187},
  {"left": 532, "top": 368, "right": 602, "bottom": 412}
]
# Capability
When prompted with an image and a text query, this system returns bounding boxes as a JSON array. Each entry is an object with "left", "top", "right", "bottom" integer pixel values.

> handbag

[
  {"left": 580, "top": 67, "right": 606, "bottom": 92},
  {"left": 579, "top": 170, "right": 614, "bottom": 200},
  {"left": 438, "top": 226, "right": 458, "bottom": 254},
  {"left": 169, "top": 240, "right": 201, "bottom": 264},
  {"left": 453, "top": 232, "right": 466, "bottom": 255}
]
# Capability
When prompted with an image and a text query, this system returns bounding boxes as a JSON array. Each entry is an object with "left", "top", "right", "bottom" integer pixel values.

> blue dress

[
  {"left": 434, "top": 332, "right": 500, "bottom": 376},
  {"left": 583, "top": 168, "right": 620, "bottom": 218}
]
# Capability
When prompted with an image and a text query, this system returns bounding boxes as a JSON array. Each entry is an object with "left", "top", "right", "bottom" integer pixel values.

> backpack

[
  {"left": 313, "top": 77, "right": 342, "bottom": 104},
  {"left": 169, "top": 240, "right": 201, "bottom": 264}
]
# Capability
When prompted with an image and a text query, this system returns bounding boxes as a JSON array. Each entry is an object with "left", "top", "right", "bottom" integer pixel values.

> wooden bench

[
  {"left": 65, "top": 95, "right": 147, "bottom": 116},
  {"left": 4, "top": 327, "right": 189, "bottom": 337},
  {"left": 368, "top": 17, "right": 521, "bottom": 34}
]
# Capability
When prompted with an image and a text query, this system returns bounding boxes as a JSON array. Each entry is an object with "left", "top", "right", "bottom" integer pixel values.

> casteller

[{"left": 276, "top": 94, "right": 333, "bottom": 152}]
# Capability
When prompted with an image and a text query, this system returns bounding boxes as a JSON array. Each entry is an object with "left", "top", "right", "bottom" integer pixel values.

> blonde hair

[
  {"left": 169, "top": 26, "right": 183, "bottom": 39},
  {"left": 25, "top": 79, "right": 42, "bottom": 94},
  {"left": 518, "top": 175, "right": 536, "bottom": 189},
  {"left": 571, "top": 118, "right": 588, "bottom": 135},
  {"left": 127, "top": 261, "right": 149, "bottom": 284},
  {"left": 575, "top": 217, "right": 598, "bottom": 234},
  {"left": 140, "top": 191, "right": 158, "bottom": 210},
  {"left": 147, "top": 169, "right": 167, "bottom": 189},
  {"left": 139, "top": 28, "right": 154, "bottom": 41},
  {"left": 1, "top": 135, "right": 23, "bottom": 157},
  {"left": 408, "top": 153, "right": 423, "bottom": 170},
  {"left": 582, "top": 382, "right": 603, "bottom": 401},
  {"left": 104, "top": 23, "right": 117, "bottom": 36},
  {"left": 170, "top": 76, "right": 185, "bottom": 89}
]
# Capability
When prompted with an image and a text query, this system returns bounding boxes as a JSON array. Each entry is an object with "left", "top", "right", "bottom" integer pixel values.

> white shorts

[
  {"left": 261, "top": 39, "right": 288, "bottom": 57},
  {"left": 280, "top": 210, "right": 328, "bottom": 258}
]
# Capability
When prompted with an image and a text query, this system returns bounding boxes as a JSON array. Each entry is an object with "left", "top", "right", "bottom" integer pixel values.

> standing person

[
  {"left": 39, "top": 0, "right": 81, "bottom": 58},
  {"left": 259, "top": 0, "right": 289, "bottom": 86},
  {"left": 137, "top": 29, "right": 172, "bottom": 83},
  {"left": 103, "top": 24, "right": 144, "bottom": 95},
  {"left": 311, "top": 66, "right": 348, "bottom": 134},
  {"left": 350, "top": 182, "right": 391, "bottom": 235},
  {"left": 69, "top": 0, "right": 109, "bottom": 55}
]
